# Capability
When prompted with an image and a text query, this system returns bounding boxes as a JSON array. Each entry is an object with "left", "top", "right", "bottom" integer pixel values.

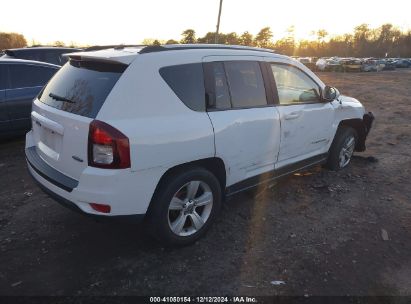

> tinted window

[
  {"left": 0, "top": 65, "right": 6, "bottom": 90},
  {"left": 9, "top": 64, "right": 57, "bottom": 89},
  {"left": 205, "top": 62, "right": 231, "bottom": 109},
  {"left": 160, "top": 63, "right": 205, "bottom": 111},
  {"left": 38, "top": 60, "right": 126, "bottom": 118},
  {"left": 271, "top": 64, "right": 321, "bottom": 105},
  {"left": 42, "top": 50, "right": 71, "bottom": 65},
  {"left": 43, "top": 51, "right": 62, "bottom": 65},
  {"left": 224, "top": 61, "right": 267, "bottom": 108},
  {"left": 15, "top": 50, "right": 39, "bottom": 61}
]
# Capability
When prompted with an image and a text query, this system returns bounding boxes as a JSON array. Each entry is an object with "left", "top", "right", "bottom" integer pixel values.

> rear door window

[
  {"left": 38, "top": 60, "right": 126, "bottom": 118},
  {"left": 224, "top": 61, "right": 267, "bottom": 108},
  {"left": 9, "top": 64, "right": 58, "bottom": 89},
  {"left": 159, "top": 63, "right": 205, "bottom": 111},
  {"left": 204, "top": 62, "right": 231, "bottom": 110},
  {"left": 205, "top": 61, "right": 267, "bottom": 110}
]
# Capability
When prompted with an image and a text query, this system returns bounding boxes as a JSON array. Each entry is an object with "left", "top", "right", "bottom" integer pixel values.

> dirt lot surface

[{"left": 0, "top": 69, "right": 411, "bottom": 297}]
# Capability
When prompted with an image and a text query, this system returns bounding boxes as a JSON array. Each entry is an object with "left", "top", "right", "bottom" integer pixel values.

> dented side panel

[{"left": 209, "top": 107, "right": 281, "bottom": 187}]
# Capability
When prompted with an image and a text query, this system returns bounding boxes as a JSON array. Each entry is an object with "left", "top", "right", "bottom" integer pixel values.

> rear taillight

[{"left": 88, "top": 120, "right": 130, "bottom": 169}]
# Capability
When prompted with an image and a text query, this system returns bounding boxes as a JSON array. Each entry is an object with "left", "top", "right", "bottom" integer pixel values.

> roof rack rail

[{"left": 139, "top": 44, "right": 275, "bottom": 54}]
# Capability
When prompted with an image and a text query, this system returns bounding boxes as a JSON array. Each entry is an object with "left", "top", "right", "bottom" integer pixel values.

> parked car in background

[
  {"left": 325, "top": 58, "right": 343, "bottom": 71},
  {"left": 382, "top": 60, "right": 396, "bottom": 70},
  {"left": 375, "top": 59, "right": 386, "bottom": 71},
  {"left": 298, "top": 57, "right": 316, "bottom": 71},
  {"left": 297, "top": 57, "right": 310, "bottom": 64},
  {"left": 0, "top": 59, "right": 59, "bottom": 138},
  {"left": 316, "top": 58, "right": 327, "bottom": 71},
  {"left": 340, "top": 59, "right": 362, "bottom": 72},
  {"left": 316, "top": 58, "right": 342, "bottom": 71},
  {"left": 1, "top": 47, "right": 83, "bottom": 66},
  {"left": 26, "top": 45, "right": 374, "bottom": 245},
  {"left": 362, "top": 59, "right": 380, "bottom": 72},
  {"left": 393, "top": 59, "right": 411, "bottom": 68}
]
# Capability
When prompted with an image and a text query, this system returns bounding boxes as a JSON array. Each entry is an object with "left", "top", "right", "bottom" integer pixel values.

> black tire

[
  {"left": 326, "top": 127, "right": 358, "bottom": 171},
  {"left": 146, "top": 167, "right": 222, "bottom": 246}
]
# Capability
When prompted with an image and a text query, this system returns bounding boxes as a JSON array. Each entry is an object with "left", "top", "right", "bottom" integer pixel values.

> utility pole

[{"left": 215, "top": 0, "right": 223, "bottom": 44}]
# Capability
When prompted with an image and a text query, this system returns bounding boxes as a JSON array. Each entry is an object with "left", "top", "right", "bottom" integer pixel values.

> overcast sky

[{"left": 1, "top": 0, "right": 410, "bottom": 45}]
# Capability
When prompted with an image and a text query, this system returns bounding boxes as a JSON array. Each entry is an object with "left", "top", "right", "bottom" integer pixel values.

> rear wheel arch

[
  {"left": 147, "top": 157, "right": 227, "bottom": 212},
  {"left": 145, "top": 160, "right": 225, "bottom": 245}
]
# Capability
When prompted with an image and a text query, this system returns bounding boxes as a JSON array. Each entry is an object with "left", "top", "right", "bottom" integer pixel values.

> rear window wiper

[{"left": 49, "top": 93, "right": 75, "bottom": 103}]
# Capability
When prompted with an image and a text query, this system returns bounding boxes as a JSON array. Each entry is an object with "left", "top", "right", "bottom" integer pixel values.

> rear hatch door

[{"left": 31, "top": 58, "right": 127, "bottom": 181}]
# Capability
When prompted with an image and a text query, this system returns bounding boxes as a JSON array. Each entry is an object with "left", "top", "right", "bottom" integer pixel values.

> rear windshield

[{"left": 38, "top": 60, "right": 126, "bottom": 118}]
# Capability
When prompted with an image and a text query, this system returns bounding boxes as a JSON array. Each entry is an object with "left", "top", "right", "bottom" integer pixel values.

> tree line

[
  {"left": 150, "top": 24, "right": 411, "bottom": 58},
  {"left": 0, "top": 32, "right": 27, "bottom": 50},
  {"left": 2, "top": 23, "right": 411, "bottom": 58}
]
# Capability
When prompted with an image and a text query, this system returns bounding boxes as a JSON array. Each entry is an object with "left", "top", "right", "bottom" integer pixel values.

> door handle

[{"left": 284, "top": 111, "right": 301, "bottom": 120}]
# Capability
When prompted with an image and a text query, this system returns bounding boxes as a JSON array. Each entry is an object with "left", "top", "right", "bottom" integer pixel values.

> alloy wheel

[
  {"left": 339, "top": 135, "right": 355, "bottom": 168},
  {"left": 167, "top": 181, "right": 213, "bottom": 237}
]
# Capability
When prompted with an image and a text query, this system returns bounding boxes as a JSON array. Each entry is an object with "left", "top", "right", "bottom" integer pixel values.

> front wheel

[
  {"left": 147, "top": 168, "right": 222, "bottom": 246},
  {"left": 326, "top": 127, "right": 357, "bottom": 171}
]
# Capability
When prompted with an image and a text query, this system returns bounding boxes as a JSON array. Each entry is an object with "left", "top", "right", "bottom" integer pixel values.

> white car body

[{"left": 25, "top": 45, "right": 373, "bottom": 218}]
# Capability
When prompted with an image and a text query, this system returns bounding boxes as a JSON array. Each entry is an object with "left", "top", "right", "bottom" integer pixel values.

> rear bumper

[
  {"left": 26, "top": 146, "right": 78, "bottom": 192},
  {"left": 27, "top": 167, "right": 145, "bottom": 223},
  {"left": 25, "top": 131, "right": 166, "bottom": 217}
]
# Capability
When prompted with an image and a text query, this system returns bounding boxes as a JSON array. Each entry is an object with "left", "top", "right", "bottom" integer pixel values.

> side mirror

[{"left": 322, "top": 85, "right": 340, "bottom": 102}]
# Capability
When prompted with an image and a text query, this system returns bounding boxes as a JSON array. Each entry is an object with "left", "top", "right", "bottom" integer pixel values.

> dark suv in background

[
  {"left": 0, "top": 59, "right": 59, "bottom": 138},
  {"left": 1, "top": 47, "right": 83, "bottom": 66}
]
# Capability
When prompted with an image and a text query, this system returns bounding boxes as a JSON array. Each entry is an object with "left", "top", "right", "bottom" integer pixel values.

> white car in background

[{"left": 25, "top": 45, "right": 374, "bottom": 245}]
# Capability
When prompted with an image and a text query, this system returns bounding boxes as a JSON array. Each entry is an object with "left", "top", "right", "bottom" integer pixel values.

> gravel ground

[{"left": 0, "top": 69, "right": 410, "bottom": 296}]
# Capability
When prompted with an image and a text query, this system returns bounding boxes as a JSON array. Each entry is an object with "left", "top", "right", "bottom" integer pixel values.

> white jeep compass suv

[{"left": 25, "top": 44, "right": 374, "bottom": 245}]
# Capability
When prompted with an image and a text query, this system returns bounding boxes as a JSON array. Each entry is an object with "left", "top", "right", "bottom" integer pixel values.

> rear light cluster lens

[
  {"left": 88, "top": 120, "right": 131, "bottom": 169},
  {"left": 90, "top": 203, "right": 111, "bottom": 213}
]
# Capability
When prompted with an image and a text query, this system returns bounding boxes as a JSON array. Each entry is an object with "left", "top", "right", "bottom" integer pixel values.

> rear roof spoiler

[
  {"left": 65, "top": 54, "right": 129, "bottom": 67},
  {"left": 84, "top": 45, "right": 145, "bottom": 52},
  {"left": 66, "top": 55, "right": 128, "bottom": 72},
  {"left": 63, "top": 55, "right": 128, "bottom": 73},
  {"left": 63, "top": 48, "right": 141, "bottom": 65}
]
